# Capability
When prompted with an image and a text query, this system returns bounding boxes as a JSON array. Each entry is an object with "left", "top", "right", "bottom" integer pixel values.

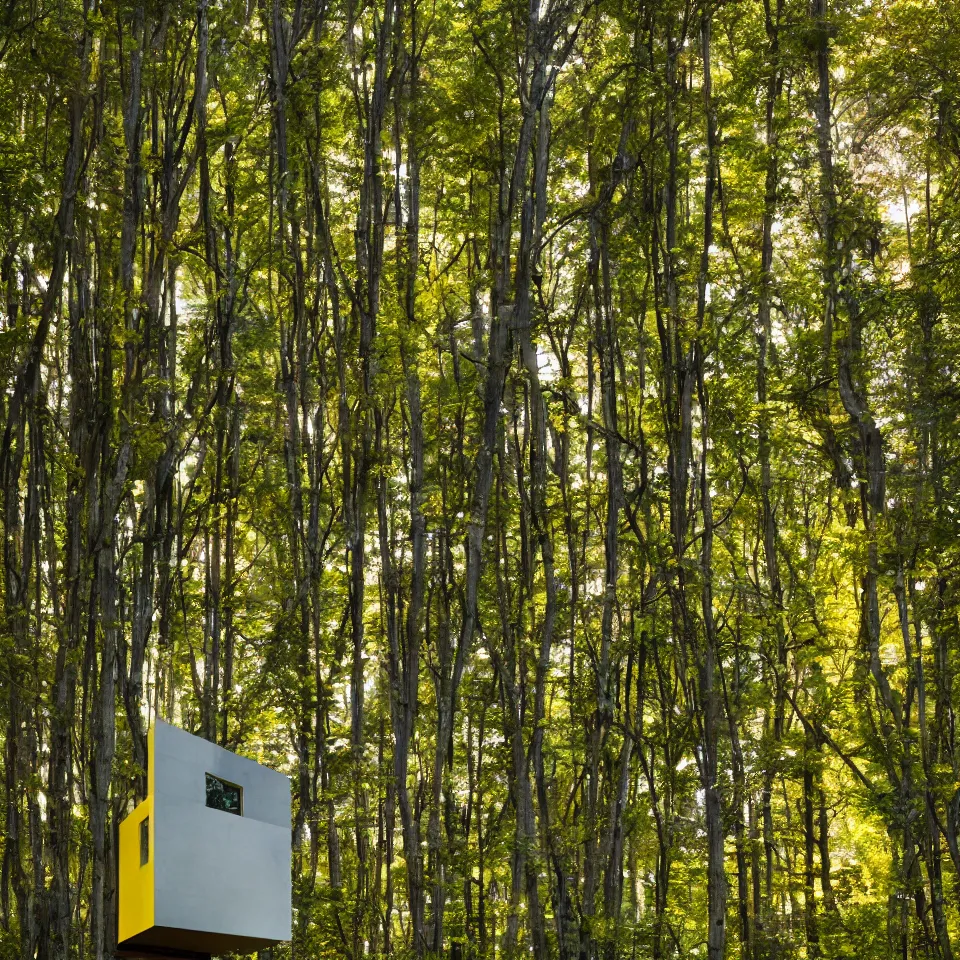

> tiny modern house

[{"left": 118, "top": 720, "right": 291, "bottom": 956}]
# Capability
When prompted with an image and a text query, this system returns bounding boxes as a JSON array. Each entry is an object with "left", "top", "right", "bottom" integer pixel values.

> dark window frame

[
  {"left": 140, "top": 817, "right": 149, "bottom": 866},
  {"left": 205, "top": 772, "right": 243, "bottom": 816}
]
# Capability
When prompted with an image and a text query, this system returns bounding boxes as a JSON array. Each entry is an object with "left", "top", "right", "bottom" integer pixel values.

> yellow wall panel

[
  {"left": 118, "top": 796, "right": 154, "bottom": 943},
  {"left": 118, "top": 726, "right": 155, "bottom": 944}
]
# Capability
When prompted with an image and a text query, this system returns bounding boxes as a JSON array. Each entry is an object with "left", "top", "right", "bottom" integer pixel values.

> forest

[{"left": 1, "top": 0, "right": 959, "bottom": 957}]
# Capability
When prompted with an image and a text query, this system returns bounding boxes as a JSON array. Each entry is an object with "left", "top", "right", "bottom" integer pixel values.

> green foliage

[{"left": 1, "top": 1, "right": 960, "bottom": 959}]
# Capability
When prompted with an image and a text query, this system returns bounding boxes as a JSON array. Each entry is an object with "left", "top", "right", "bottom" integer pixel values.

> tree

[{"left": 1, "top": 1, "right": 958, "bottom": 959}]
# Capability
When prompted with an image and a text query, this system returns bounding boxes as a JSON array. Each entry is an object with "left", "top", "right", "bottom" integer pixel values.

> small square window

[
  {"left": 205, "top": 773, "right": 242, "bottom": 815},
  {"left": 140, "top": 817, "right": 149, "bottom": 866}
]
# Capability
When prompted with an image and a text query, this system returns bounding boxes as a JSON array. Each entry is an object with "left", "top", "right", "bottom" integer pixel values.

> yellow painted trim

[
  {"left": 118, "top": 726, "right": 156, "bottom": 944},
  {"left": 148, "top": 724, "right": 155, "bottom": 797}
]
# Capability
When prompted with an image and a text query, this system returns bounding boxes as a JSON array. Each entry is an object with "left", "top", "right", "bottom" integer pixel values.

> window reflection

[{"left": 205, "top": 773, "right": 242, "bottom": 815}]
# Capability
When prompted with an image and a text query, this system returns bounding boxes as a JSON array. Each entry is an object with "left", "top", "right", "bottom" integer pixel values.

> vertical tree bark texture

[{"left": 2, "top": 1, "right": 960, "bottom": 959}]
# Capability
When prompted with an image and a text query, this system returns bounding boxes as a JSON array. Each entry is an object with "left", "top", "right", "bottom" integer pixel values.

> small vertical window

[
  {"left": 140, "top": 817, "right": 149, "bottom": 866},
  {"left": 205, "top": 773, "right": 242, "bottom": 815}
]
